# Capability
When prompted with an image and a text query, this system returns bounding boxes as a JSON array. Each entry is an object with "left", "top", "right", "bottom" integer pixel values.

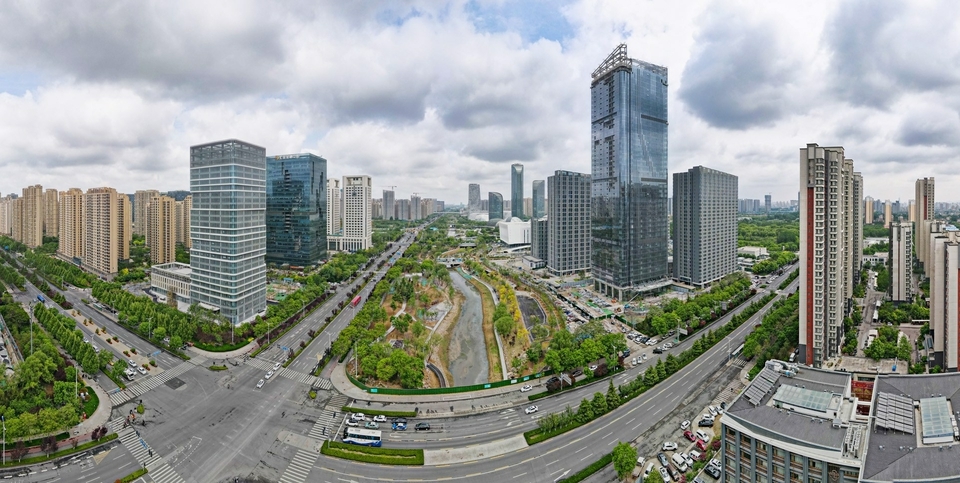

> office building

[
  {"left": 265, "top": 153, "right": 327, "bottom": 267},
  {"left": 915, "top": 177, "right": 936, "bottom": 269},
  {"left": 189, "top": 139, "right": 267, "bottom": 325},
  {"left": 764, "top": 194, "right": 771, "bottom": 215},
  {"left": 590, "top": 44, "right": 669, "bottom": 299},
  {"left": 410, "top": 194, "right": 422, "bottom": 221},
  {"left": 883, "top": 200, "right": 892, "bottom": 229},
  {"left": 488, "top": 192, "right": 503, "bottom": 221},
  {"left": 468, "top": 184, "right": 480, "bottom": 212},
  {"left": 799, "top": 144, "right": 860, "bottom": 367},
  {"left": 326, "top": 179, "right": 341, "bottom": 236},
  {"left": 672, "top": 166, "right": 738, "bottom": 287},
  {"left": 395, "top": 199, "right": 410, "bottom": 221},
  {"left": 722, "top": 361, "right": 866, "bottom": 483},
  {"left": 383, "top": 190, "right": 395, "bottom": 220},
  {"left": 43, "top": 188, "right": 58, "bottom": 237},
  {"left": 511, "top": 163, "right": 524, "bottom": 219},
  {"left": 134, "top": 189, "right": 160, "bottom": 237},
  {"left": 337, "top": 175, "right": 372, "bottom": 251},
  {"left": 149, "top": 262, "right": 191, "bottom": 302},
  {"left": 117, "top": 193, "right": 131, "bottom": 261},
  {"left": 58, "top": 188, "right": 84, "bottom": 261},
  {"left": 82, "top": 187, "right": 121, "bottom": 274},
  {"left": 532, "top": 180, "right": 545, "bottom": 219},
  {"left": 18, "top": 185, "right": 44, "bottom": 248},
  {"left": 547, "top": 170, "right": 592, "bottom": 276},
  {"left": 530, "top": 217, "right": 548, "bottom": 260},
  {"left": 889, "top": 221, "right": 912, "bottom": 302},
  {"left": 175, "top": 195, "right": 192, "bottom": 249},
  {"left": 864, "top": 196, "right": 874, "bottom": 224},
  {"left": 146, "top": 195, "right": 176, "bottom": 265}
]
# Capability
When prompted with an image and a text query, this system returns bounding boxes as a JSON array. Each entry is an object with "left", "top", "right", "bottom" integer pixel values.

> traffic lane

[{"left": 381, "top": 408, "right": 537, "bottom": 449}]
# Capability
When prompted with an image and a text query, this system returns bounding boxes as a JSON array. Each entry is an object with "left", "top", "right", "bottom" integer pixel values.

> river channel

[{"left": 447, "top": 270, "right": 489, "bottom": 386}]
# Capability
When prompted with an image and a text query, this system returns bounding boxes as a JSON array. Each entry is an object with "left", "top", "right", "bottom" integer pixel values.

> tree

[
  {"left": 612, "top": 441, "right": 638, "bottom": 480},
  {"left": 412, "top": 321, "right": 426, "bottom": 338},
  {"left": 606, "top": 379, "right": 622, "bottom": 409},
  {"left": 591, "top": 392, "right": 608, "bottom": 415},
  {"left": 644, "top": 468, "right": 665, "bottom": 483},
  {"left": 392, "top": 314, "right": 411, "bottom": 334},
  {"left": 544, "top": 350, "right": 563, "bottom": 374},
  {"left": 511, "top": 356, "right": 523, "bottom": 374},
  {"left": 576, "top": 399, "right": 594, "bottom": 423}
]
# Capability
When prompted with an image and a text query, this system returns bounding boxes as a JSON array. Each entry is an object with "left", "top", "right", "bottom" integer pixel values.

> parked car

[
  {"left": 653, "top": 347, "right": 664, "bottom": 354},
  {"left": 525, "top": 405, "right": 539, "bottom": 414},
  {"left": 683, "top": 430, "right": 696, "bottom": 442},
  {"left": 696, "top": 439, "right": 708, "bottom": 452},
  {"left": 137, "top": 366, "right": 147, "bottom": 375},
  {"left": 256, "top": 379, "right": 264, "bottom": 388},
  {"left": 689, "top": 450, "right": 702, "bottom": 461},
  {"left": 705, "top": 465, "right": 721, "bottom": 479},
  {"left": 373, "top": 415, "right": 387, "bottom": 422},
  {"left": 657, "top": 452, "right": 669, "bottom": 467},
  {"left": 680, "top": 420, "right": 690, "bottom": 430},
  {"left": 666, "top": 464, "right": 681, "bottom": 482},
  {"left": 520, "top": 385, "right": 533, "bottom": 392},
  {"left": 709, "top": 406, "right": 718, "bottom": 417},
  {"left": 415, "top": 422, "right": 430, "bottom": 431},
  {"left": 658, "top": 466, "right": 671, "bottom": 482},
  {"left": 698, "top": 418, "right": 714, "bottom": 427},
  {"left": 681, "top": 452, "right": 694, "bottom": 468},
  {"left": 696, "top": 430, "right": 708, "bottom": 442},
  {"left": 661, "top": 441, "right": 677, "bottom": 451}
]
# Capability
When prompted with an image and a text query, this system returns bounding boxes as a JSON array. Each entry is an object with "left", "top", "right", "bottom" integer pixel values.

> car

[
  {"left": 415, "top": 422, "right": 430, "bottom": 431},
  {"left": 653, "top": 347, "right": 664, "bottom": 354},
  {"left": 636, "top": 456, "right": 645, "bottom": 467},
  {"left": 708, "top": 458, "right": 721, "bottom": 469},
  {"left": 681, "top": 452, "right": 694, "bottom": 468},
  {"left": 666, "top": 465, "right": 681, "bottom": 482},
  {"left": 680, "top": 420, "right": 690, "bottom": 430},
  {"left": 643, "top": 462, "right": 654, "bottom": 480},
  {"left": 351, "top": 413, "right": 366, "bottom": 421},
  {"left": 83, "top": 338, "right": 89, "bottom": 344},
  {"left": 520, "top": 384, "right": 533, "bottom": 392},
  {"left": 588, "top": 364, "right": 598, "bottom": 371},
  {"left": 128, "top": 359, "right": 136, "bottom": 367},
  {"left": 364, "top": 421, "right": 379, "bottom": 429},
  {"left": 709, "top": 406, "right": 718, "bottom": 417},
  {"left": 630, "top": 357, "right": 637, "bottom": 366},
  {"left": 705, "top": 465, "right": 721, "bottom": 479},
  {"left": 273, "top": 362, "right": 281, "bottom": 371},
  {"left": 693, "top": 477, "right": 707, "bottom": 483},
  {"left": 345, "top": 418, "right": 359, "bottom": 427},
  {"left": 393, "top": 417, "right": 408, "bottom": 424},
  {"left": 689, "top": 450, "right": 702, "bottom": 461},
  {"left": 137, "top": 366, "right": 147, "bottom": 375},
  {"left": 661, "top": 441, "right": 677, "bottom": 451},
  {"left": 696, "top": 439, "right": 708, "bottom": 452},
  {"left": 719, "top": 401, "right": 727, "bottom": 410},
  {"left": 657, "top": 452, "right": 669, "bottom": 467},
  {"left": 698, "top": 418, "right": 714, "bottom": 427},
  {"left": 256, "top": 379, "right": 264, "bottom": 388},
  {"left": 647, "top": 338, "right": 659, "bottom": 345},
  {"left": 525, "top": 405, "right": 539, "bottom": 414},
  {"left": 658, "top": 466, "right": 671, "bottom": 482},
  {"left": 683, "top": 430, "right": 696, "bottom": 442},
  {"left": 663, "top": 342, "right": 673, "bottom": 349},
  {"left": 373, "top": 414, "right": 387, "bottom": 423},
  {"left": 392, "top": 422, "right": 407, "bottom": 431},
  {"left": 696, "top": 430, "right": 708, "bottom": 442},
  {"left": 641, "top": 353, "right": 648, "bottom": 361},
  {"left": 265, "top": 370, "right": 274, "bottom": 379}
]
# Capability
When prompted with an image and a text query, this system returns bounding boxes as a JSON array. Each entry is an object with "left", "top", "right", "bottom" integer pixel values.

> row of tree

[
  {"left": 741, "top": 294, "right": 800, "bottom": 363},
  {"left": 751, "top": 251, "right": 798, "bottom": 275},
  {"left": 22, "top": 250, "right": 95, "bottom": 289},
  {"left": 0, "top": 260, "right": 25, "bottom": 290},
  {"left": 33, "top": 304, "right": 113, "bottom": 375},
  {"left": 864, "top": 325, "right": 912, "bottom": 361}
]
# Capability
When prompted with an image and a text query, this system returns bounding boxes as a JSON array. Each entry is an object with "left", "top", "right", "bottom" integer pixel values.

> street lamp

[{"left": 1, "top": 415, "right": 5, "bottom": 466}]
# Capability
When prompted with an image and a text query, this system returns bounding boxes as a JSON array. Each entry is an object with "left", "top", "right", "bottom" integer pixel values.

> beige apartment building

[
  {"left": 58, "top": 188, "right": 84, "bottom": 260},
  {"left": 20, "top": 185, "right": 44, "bottom": 248},
  {"left": 147, "top": 195, "right": 176, "bottom": 265},
  {"left": 44, "top": 188, "right": 58, "bottom": 237},
  {"left": 134, "top": 189, "right": 160, "bottom": 237},
  {"left": 83, "top": 187, "right": 120, "bottom": 274},
  {"left": 175, "top": 195, "right": 192, "bottom": 249},
  {"left": 117, "top": 192, "right": 131, "bottom": 261},
  {"left": 0, "top": 196, "right": 13, "bottom": 235}
]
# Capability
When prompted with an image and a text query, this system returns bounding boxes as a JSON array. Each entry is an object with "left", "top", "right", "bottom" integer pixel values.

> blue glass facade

[
  {"left": 532, "top": 180, "right": 545, "bottom": 218},
  {"left": 591, "top": 48, "right": 669, "bottom": 298},
  {"left": 190, "top": 139, "right": 267, "bottom": 324},
  {"left": 266, "top": 153, "right": 327, "bottom": 267},
  {"left": 511, "top": 164, "right": 524, "bottom": 219},
  {"left": 489, "top": 192, "right": 503, "bottom": 221}
]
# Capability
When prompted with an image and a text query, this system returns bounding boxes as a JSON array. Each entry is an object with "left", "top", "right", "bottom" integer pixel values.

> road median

[{"left": 320, "top": 440, "right": 424, "bottom": 465}]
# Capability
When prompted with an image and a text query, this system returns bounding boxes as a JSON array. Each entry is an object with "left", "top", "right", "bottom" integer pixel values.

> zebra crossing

[
  {"left": 729, "top": 355, "right": 749, "bottom": 368},
  {"left": 309, "top": 393, "right": 350, "bottom": 440},
  {"left": 246, "top": 358, "right": 322, "bottom": 386},
  {"left": 108, "top": 418, "right": 185, "bottom": 483},
  {"left": 314, "top": 377, "right": 332, "bottom": 390},
  {"left": 278, "top": 449, "right": 318, "bottom": 483},
  {"left": 109, "top": 358, "right": 203, "bottom": 406}
]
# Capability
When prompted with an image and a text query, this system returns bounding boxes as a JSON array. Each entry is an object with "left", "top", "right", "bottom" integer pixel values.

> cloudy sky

[{"left": 1, "top": 0, "right": 959, "bottom": 204}]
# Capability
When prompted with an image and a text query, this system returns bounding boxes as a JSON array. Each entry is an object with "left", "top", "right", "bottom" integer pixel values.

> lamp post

[{"left": 2, "top": 415, "right": 5, "bottom": 466}]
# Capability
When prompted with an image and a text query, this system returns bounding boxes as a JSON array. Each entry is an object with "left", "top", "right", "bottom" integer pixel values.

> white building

[
  {"left": 497, "top": 218, "right": 530, "bottom": 245},
  {"left": 150, "top": 262, "right": 192, "bottom": 302},
  {"left": 889, "top": 221, "right": 912, "bottom": 302},
  {"left": 333, "top": 175, "right": 372, "bottom": 251},
  {"left": 326, "top": 178, "right": 342, "bottom": 236}
]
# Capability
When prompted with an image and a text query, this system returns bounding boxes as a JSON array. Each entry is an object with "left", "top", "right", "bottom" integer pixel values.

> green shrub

[
  {"left": 309, "top": 391, "right": 317, "bottom": 399},
  {"left": 208, "top": 365, "right": 228, "bottom": 371},
  {"left": 320, "top": 440, "right": 423, "bottom": 465},
  {"left": 118, "top": 467, "right": 148, "bottom": 482}
]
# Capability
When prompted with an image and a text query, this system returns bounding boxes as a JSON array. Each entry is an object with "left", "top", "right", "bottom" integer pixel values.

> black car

[
  {"left": 393, "top": 417, "right": 408, "bottom": 424},
  {"left": 698, "top": 418, "right": 715, "bottom": 427},
  {"left": 657, "top": 452, "right": 669, "bottom": 467},
  {"left": 653, "top": 347, "right": 664, "bottom": 354},
  {"left": 415, "top": 422, "right": 430, "bottom": 431}
]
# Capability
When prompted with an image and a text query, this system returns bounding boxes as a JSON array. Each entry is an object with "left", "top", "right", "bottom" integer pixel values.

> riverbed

[{"left": 447, "top": 270, "right": 489, "bottom": 386}]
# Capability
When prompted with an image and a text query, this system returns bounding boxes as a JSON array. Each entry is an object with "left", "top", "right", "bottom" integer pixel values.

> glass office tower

[
  {"left": 190, "top": 139, "right": 267, "bottom": 324},
  {"left": 511, "top": 164, "right": 524, "bottom": 219},
  {"left": 532, "top": 180, "right": 545, "bottom": 218},
  {"left": 590, "top": 44, "right": 669, "bottom": 300},
  {"left": 489, "top": 192, "right": 503, "bottom": 221},
  {"left": 266, "top": 153, "right": 327, "bottom": 267}
]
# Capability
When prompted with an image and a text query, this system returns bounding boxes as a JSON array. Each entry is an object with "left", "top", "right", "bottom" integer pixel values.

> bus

[
  {"left": 342, "top": 427, "right": 382, "bottom": 447},
  {"left": 350, "top": 295, "right": 362, "bottom": 308},
  {"left": 37, "top": 295, "right": 45, "bottom": 303}
]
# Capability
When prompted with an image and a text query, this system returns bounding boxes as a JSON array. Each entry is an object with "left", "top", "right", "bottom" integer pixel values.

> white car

[
  {"left": 696, "top": 430, "right": 708, "bottom": 442},
  {"left": 256, "top": 379, "right": 264, "bottom": 388},
  {"left": 661, "top": 441, "right": 678, "bottom": 451},
  {"left": 681, "top": 452, "right": 693, "bottom": 468},
  {"left": 351, "top": 413, "right": 366, "bottom": 421},
  {"left": 525, "top": 405, "right": 539, "bottom": 414},
  {"left": 273, "top": 362, "right": 281, "bottom": 371},
  {"left": 345, "top": 418, "right": 359, "bottom": 427},
  {"left": 520, "top": 385, "right": 533, "bottom": 392},
  {"left": 265, "top": 370, "right": 274, "bottom": 379},
  {"left": 680, "top": 420, "right": 690, "bottom": 430},
  {"left": 373, "top": 415, "right": 387, "bottom": 423},
  {"left": 588, "top": 365, "right": 598, "bottom": 371},
  {"left": 658, "top": 466, "right": 671, "bottom": 481},
  {"left": 137, "top": 366, "right": 147, "bottom": 375}
]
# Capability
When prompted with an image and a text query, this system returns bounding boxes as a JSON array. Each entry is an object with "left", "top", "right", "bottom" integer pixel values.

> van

[{"left": 671, "top": 453, "right": 688, "bottom": 472}]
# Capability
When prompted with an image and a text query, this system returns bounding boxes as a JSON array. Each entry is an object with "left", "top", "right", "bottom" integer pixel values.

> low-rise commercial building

[{"left": 150, "top": 262, "right": 191, "bottom": 302}]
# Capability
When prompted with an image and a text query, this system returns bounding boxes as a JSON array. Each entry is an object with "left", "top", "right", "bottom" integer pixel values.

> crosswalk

[
  {"left": 108, "top": 418, "right": 185, "bottom": 483},
  {"left": 109, "top": 358, "right": 205, "bottom": 406},
  {"left": 310, "top": 393, "right": 349, "bottom": 440},
  {"left": 278, "top": 449, "right": 318, "bottom": 483},
  {"left": 245, "top": 357, "right": 324, "bottom": 386},
  {"left": 729, "top": 356, "right": 749, "bottom": 368}
]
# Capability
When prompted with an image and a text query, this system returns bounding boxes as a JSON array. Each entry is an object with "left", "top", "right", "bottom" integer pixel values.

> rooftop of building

[
  {"left": 861, "top": 373, "right": 960, "bottom": 482},
  {"left": 725, "top": 360, "right": 867, "bottom": 461},
  {"left": 151, "top": 262, "right": 191, "bottom": 277},
  {"left": 832, "top": 356, "right": 908, "bottom": 375}
]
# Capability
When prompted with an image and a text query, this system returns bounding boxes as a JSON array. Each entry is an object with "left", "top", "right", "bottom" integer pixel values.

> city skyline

[{"left": 1, "top": 2, "right": 959, "bottom": 204}]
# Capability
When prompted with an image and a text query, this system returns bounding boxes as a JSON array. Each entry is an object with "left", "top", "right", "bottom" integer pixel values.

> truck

[{"left": 350, "top": 295, "right": 362, "bottom": 308}]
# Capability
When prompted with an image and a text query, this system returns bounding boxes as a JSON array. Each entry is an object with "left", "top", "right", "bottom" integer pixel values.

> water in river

[{"left": 447, "top": 270, "right": 489, "bottom": 386}]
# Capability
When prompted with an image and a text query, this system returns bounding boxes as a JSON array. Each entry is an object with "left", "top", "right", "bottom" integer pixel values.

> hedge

[
  {"left": 348, "top": 371, "right": 551, "bottom": 396},
  {"left": 320, "top": 440, "right": 424, "bottom": 465},
  {"left": 559, "top": 452, "right": 612, "bottom": 483},
  {"left": 208, "top": 365, "right": 228, "bottom": 371},
  {"left": 118, "top": 468, "right": 148, "bottom": 482},
  {"left": 525, "top": 419, "right": 587, "bottom": 445},
  {"left": 0, "top": 433, "right": 118, "bottom": 468},
  {"left": 342, "top": 407, "right": 417, "bottom": 418}
]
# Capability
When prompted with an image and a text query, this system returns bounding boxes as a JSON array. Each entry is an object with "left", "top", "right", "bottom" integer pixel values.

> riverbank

[{"left": 448, "top": 270, "right": 488, "bottom": 386}]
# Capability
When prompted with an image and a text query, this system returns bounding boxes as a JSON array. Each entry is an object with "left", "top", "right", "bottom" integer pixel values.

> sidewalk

[{"left": 187, "top": 341, "right": 258, "bottom": 360}]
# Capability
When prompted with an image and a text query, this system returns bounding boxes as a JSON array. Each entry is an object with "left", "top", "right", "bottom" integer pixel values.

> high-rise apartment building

[
  {"left": 488, "top": 192, "right": 503, "bottom": 221},
  {"left": 468, "top": 184, "right": 481, "bottom": 212},
  {"left": 532, "top": 180, "right": 545, "bottom": 219},
  {"left": 339, "top": 175, "right": 372, "bottom": 251},
  {"left": 371, "top": 199, "right": 383, "bottom": 219},
  {"left": 798, "top": 144, "right": 860, "bottom": 367},
  {"left": 190, "top": 139, "right": 267, "bottom": 325},
  {"left": 511, "top": 164, "right": 524, "bottom": 219},
  {"left": 764, "top": 194, "right": 771, "bottom": 215},
  {"left": 930, "top": 228, "right": 959, "bottom": 371},
  {"left": 10, "top": 198, "right": 22, "bottom": 242},
  {"left": 175, "top": 195, "right": 192, "bottom": 249},
  {"left": 410, "top": 194, "right": 422, "bottom": 221},
  {"left": 395, "top": 199, "right": 410, "bottom": 221},
  {"left": 883, "top": 200, "right": 892, "bottom": 229},
  {"left": 326, "top": 179, "right": 341, "bottom": 236},
  {"left": 265, "top": 153, "right": 327, "bottom": 266},
  {"left": 383, "top": 190, "right": 395, "bottom": 220},
  {"left": 547, "top": 170, "right": 591, "bottom": 276},
  {"left": 44, "top": 188, "right": 58, "bottom": 237},
  {"left": 134, "top": 190, "right": 160, "bottom": 237},
  {"left": 916, "top": 177, "right": 935, "bottom": 222},
  {"left": 908, "top": 199, "right": 916, "bottom": 223},
  {"left": 849, "top": 171, "right": 863, "bottom": 291},
  {"left": 0, "top": 196, "right": 12, "bottom": 235},
  {"left": 864, "top": 196, "right": 874, "bottom": 224},
  {"left": 19, "top": 185, "right": 44, "bottom": 248},
  {"left": 590, "top": 44, "right": 669, "bottom": 300},
  {"left": 82, "top": 187, "right": 120, "bottom": 274},
  {"left": 672, "top": 166, "right": 738, "bottom": 287},
  {"left": 530, "top": 217, "right": 548, "bottom": 260},
  {"left": 117, "top": 193, "right": 131, "bottom": 261},
  {"left": 890, "top": 221, "right": 913, "bottom": 302},
  {"left": 147, "top": 195, "right": 176, "bottom": 265},
  {"left": 58, "top": 188, "right": 84, "bottom": 261}
]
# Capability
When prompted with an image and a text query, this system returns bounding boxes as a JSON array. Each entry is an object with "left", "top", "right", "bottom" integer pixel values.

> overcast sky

[{"left": 1, "top": 0, "right": 959, "bottom": 204}]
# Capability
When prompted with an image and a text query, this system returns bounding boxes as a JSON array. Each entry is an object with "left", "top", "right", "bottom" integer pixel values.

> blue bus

[
  {"left": 342, "top": 427, "right": 382, "bottom": 447},
  {"left": 37, "top": 295, "right": 45, "bottom": 303}
]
